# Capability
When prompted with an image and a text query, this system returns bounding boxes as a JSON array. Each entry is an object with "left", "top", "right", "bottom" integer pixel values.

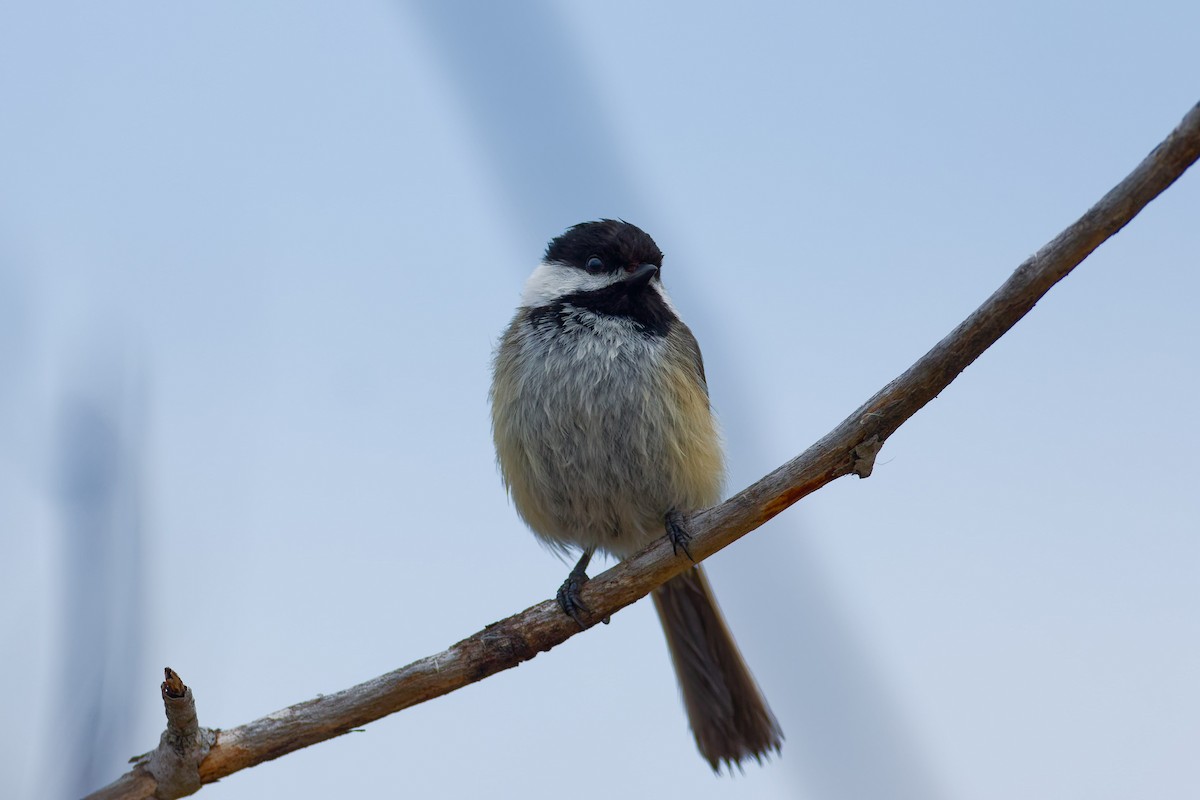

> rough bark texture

[
  {"left": 85, "top": 100, "right": 1200, "bottom": 800},
  {"left": 88, "top": 670, "right": 215, "bottom": 800}
]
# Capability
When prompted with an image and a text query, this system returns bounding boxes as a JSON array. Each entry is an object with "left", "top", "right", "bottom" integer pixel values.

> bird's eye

[{"left": 585, "top": 256, "right": 604, "bottom": 273}]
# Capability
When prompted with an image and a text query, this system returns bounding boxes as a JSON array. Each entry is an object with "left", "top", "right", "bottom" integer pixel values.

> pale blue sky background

[{"left": 1, "top": 3, "right": 1197, "bottom": 799}]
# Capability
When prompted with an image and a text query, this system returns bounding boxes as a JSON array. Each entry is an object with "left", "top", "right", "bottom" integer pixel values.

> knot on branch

[
  {"left": 852, "top": 436, "right": 883, "bottom": 478},
  {"left": 145, "top": 668, "right": 216, "bottom": 799}
]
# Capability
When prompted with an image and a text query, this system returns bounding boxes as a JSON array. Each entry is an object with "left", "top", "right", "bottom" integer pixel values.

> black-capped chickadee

[{"left": 490, "top": 220, "right": 782, "bottom": 771}]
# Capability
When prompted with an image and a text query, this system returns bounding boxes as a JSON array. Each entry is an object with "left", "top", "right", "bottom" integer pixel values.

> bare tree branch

[
  {"left": 86, "top": 100, "right": 1200, "bottom": 800},
  {"left": 88, "top": 670, "right": 214, "bottom": 800}
]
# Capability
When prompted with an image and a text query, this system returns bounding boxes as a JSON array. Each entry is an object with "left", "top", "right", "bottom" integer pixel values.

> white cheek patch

[
  {"left": 520, "top": 261, "right": 626, "bottom": 307},
  {"left": 651, "top": 280, "right": 679, "bottom": 316}
]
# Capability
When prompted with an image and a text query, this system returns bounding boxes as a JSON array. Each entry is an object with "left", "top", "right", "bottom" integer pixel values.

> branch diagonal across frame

[{"left": 87, "top": 100, "right": 1200, "bottom": 800}]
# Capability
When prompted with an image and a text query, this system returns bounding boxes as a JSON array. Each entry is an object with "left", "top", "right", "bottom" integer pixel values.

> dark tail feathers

[{"left": 652, "top": 565, "right": 783, "bottom": 771}]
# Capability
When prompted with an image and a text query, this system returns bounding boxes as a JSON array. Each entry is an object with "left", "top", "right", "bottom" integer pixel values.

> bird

[{"left": 489, "top": 219, "right": 782, "bottom": 771}]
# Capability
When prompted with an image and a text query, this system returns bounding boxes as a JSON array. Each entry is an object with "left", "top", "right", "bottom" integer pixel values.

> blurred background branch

[{"left": 54, "top": 346, "right": 147, "bottom": 799}]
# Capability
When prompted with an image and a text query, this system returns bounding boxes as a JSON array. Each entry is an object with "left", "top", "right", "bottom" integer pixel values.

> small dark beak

[{"left": 624, "top": 262, "right": 659, "bottom": 287}]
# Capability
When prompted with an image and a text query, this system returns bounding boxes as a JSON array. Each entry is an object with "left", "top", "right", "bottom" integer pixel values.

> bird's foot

[
  {"left": 666, "top": 509, "right": 695, "bottom": 561},
  {"left": 557, "top": 548, "right": 596, "bottom": 628}
]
